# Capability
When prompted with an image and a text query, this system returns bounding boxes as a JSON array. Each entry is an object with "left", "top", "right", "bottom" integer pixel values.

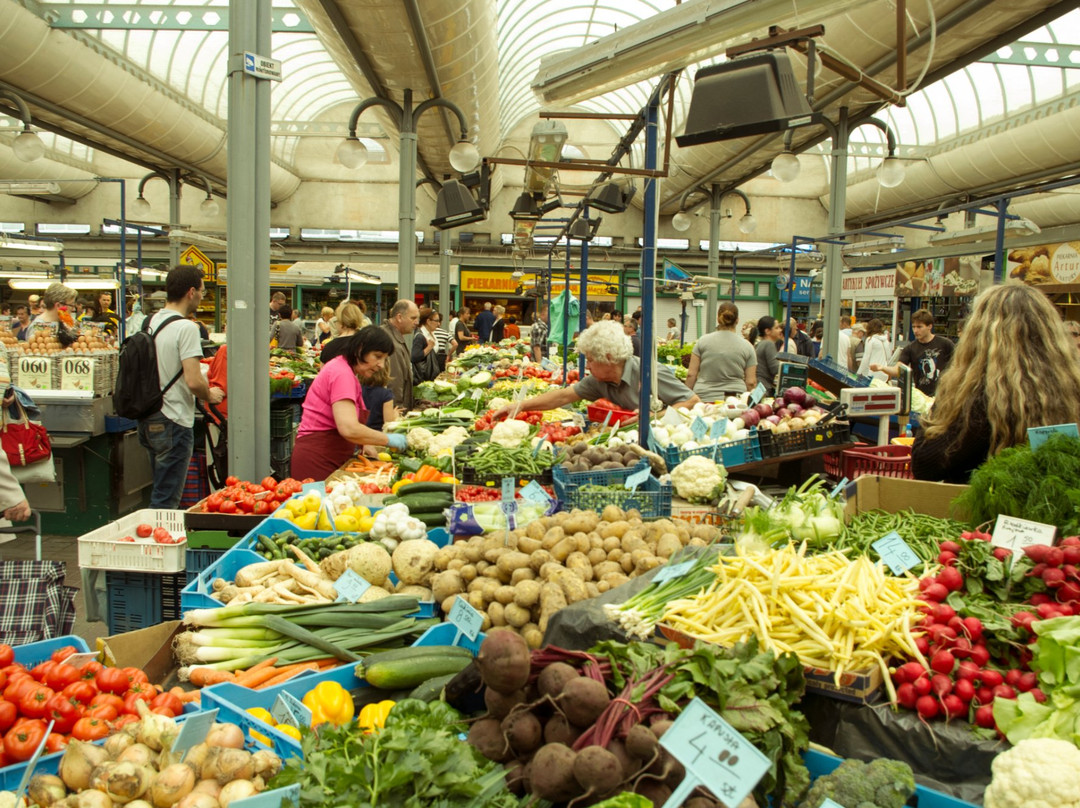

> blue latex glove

[{"left": 386, "top": 433, "right": 407, "bottom": 451}]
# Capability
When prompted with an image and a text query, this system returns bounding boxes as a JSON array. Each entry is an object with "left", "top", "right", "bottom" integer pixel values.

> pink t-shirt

[{"left": 298, "top": 355, "right": 366, "bottom": 437}]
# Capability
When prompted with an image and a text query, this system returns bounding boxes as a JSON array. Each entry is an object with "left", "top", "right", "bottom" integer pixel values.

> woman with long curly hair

[{"left": 911, "top": 283, "right": 1080, "bottom": 483}]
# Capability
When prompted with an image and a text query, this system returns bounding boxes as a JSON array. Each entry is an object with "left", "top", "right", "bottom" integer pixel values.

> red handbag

[{"left": 2, "top": 403, "right": 51, "bottom": 467}]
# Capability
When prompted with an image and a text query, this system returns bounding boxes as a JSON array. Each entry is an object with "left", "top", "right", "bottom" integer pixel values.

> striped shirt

[{"left": 433, "top": 327, "right": 452, "bottom": 355}]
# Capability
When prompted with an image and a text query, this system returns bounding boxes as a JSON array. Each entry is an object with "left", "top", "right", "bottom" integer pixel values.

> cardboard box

[
  {"left": 654, "top": 624, "right": 882, "bottom": 704},
  {"left": 100, "top": 620, "right": 183, "bottom": 688},
  {"left": 844, "top": 475, "right": 969, "bottom": 522}
]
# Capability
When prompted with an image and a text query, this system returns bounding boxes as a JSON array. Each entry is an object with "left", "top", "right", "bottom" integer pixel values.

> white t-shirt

[
  {"left": 858, "top": 334, "right": 892, "bottom": 381},
  {"left": 148, "top": 310, "right": 203, "bottom": 428}
]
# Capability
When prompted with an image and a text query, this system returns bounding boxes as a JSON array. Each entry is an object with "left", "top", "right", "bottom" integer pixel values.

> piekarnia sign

[{"left": 841, "top": 268, "right": 896, "bottom": 300}]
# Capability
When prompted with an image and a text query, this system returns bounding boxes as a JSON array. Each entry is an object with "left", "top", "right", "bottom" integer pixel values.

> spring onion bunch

[{"left": 605, "top": 552, "right": 719, "bottom": 640}]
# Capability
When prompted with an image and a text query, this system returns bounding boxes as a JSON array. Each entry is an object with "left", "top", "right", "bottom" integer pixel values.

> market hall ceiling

[{"left": 0, "top": 0, "right": 1074, "bottom": 227}]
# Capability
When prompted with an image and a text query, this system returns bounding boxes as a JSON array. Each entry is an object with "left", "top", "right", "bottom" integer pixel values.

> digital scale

[{"left": 839, "top": 387, "right": 903, "bottom": 446}]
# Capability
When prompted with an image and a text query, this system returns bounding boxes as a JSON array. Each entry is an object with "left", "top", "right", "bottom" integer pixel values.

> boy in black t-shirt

[{"left": 871, "top": 309, "right": 954, "bottom": 396}]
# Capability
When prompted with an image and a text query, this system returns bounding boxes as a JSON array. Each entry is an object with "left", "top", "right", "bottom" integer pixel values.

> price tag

[
  {"left": 659, "top": 698, "right": 770, "bottom": 808},
  {"left": 63, "top": 652, "right": 99, "bottom": 668},
  {"left": 333, "top": 569, "right": 372, "bottom": 602},
  {"left": 60, "top": 355, "right": 95, "bottom": 391},
  {"left": 600, "top": 408, "right": 613, "bottom": 428},
  {"left": 819, "top": 801, "right": 846, "bottom": 808},
  {"left": 829, "top": 477, "right": 849, "bottom": 498},
  {"left": 541, "top": 358, "right": 555, "bottom": 371},
  {"left": 172, "top": 708, "right": 218, "bottom": 757},
  {"left": 872, "top": 531, "right": 921, "bottom": 575},
  {"left": 710, "top": 418, "right": 728, "bottom": 439},
  {"left": 14, "top": 720, "right": 54, "bottom": 801},
  {"left": 471, "top": 389, "right": 482, "bottom": 400},
  {"left": 749, "top": 383, "right": 766, "bottom": 405},
  {"left": 271, "top": 692, "right": 312, "bottom": 729},
  {"left": 661, "top": 408, "right": 684, "bottom": 427},
  {"left": 691, "top": 416, "right": 708, "bottom": 440},
  {"left": 1028, "top": 423, "right": 1080, "bottom": 450},
  {"left": 501, "top": 477, "right": 515, "bottom": 502},
  {"left": 18, "top": 356, "right": 52, "bottom": 390},
  {"left": 624, "top": 465, "right": 652, "bottom": 491},
  {"left": 520, "top": 480, "right": 554, "bottom": 507},
  {"left": 992, "top": 514, "right": 1057, "bottom": 552},
  {"left": 448, "top": 595, "right": 484, "bottom": 641},
  {"left": 231, "top": 785, "right": 301, "bottom": 808},
  {"left": 653, "top": 560, "right": 693, "bottom": 584}
]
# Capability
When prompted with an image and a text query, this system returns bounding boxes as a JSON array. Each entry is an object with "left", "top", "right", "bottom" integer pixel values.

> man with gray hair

[
  {"left": 474, "top": 301, "right": 495, "bottom": 343},
  {"left": 382, "top": 299, "right": 419, "bottom": 411},
  {"left": 491, "top": 320, "right": 697, "bottom": 420}
]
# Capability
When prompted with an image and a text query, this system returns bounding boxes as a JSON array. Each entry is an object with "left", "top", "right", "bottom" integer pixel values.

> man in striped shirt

[{"left": 531, "top": 304, "right": 549, "bottom": 363}]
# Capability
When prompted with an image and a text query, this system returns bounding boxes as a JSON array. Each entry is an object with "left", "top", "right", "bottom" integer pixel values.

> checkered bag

[{"left": 0, "top": 561, "right": 77, "bottom": 645}]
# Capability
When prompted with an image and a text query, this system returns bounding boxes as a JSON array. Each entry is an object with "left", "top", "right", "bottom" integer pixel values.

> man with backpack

[{"left": 117, "top": 266, "right": 223, "bottom": 508}]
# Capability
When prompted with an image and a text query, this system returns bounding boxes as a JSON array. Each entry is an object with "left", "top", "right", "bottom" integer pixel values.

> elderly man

[
  {"left": 382, "top": 299, "right": 419, "bottom": 410},
  {"left": 492, "top": 320, "right": 697, "bottom": 421}
]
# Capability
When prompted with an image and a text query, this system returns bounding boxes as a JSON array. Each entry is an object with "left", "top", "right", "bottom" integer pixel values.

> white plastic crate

[{"left": 77, "top": 509, "right": 188, "bottom": 572}]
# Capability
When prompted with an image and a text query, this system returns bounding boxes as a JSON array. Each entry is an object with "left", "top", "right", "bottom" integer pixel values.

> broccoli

[{"left": 798, "top": 758, "right": 916, "bottom": 808}]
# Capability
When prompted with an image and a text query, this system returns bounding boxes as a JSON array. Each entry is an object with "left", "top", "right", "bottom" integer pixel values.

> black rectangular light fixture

[
  {"left": 676, "top": 51, "right": 817, "bottom": 147},
  {"left": 431, "top": 180, "right": 486, "bottom": 230},
  {"left": 586, "top": 182, "right": 635, "bottom": 214}
]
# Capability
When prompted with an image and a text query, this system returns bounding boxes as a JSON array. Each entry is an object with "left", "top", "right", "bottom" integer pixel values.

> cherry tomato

[
  {"left": 95, "top": 667, "right": 130, "bottom": 695},
  {"left": 71, "top": 716, "right": 109, "bottom": 742},
  {"left": 49, "top": 646, "right": 78, "bottom": 664},
  {"left": 135, "top": 523, "right": 153, "bottom": 538},
  {"left": 4, "top": 719, "right": 46, "bottom": 761}
]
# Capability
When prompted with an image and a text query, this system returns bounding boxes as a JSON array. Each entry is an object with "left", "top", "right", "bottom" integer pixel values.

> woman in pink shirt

[{"left": 291, "top": 327, "right": 406, "bottom": 481}]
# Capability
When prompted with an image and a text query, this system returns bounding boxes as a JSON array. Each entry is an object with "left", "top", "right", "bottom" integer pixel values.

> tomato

[
  {"left": 150, "top": 692, "right": 183, "bottom": 716},
  {"left": 71, "top": 716, "right": 109, "bottom": 742},
  {"left": 123, "top": 668, "right": 150, "bottom": 686},
  {"left": 247, "top": 485, "right": 265, "bottom": 495},
  {"left": 123, "top": 691, "right": 155, "bottom": 715},
  {"left": 0, "top": 699, "right": 16, "bottom": 733},
  {"left": 45, "top": 663, "right": 82, "bottom": 692},
  {"left": 29, "top": 661, "right": 57, "bottom": 683},
  {"left": 49, "top": 646, "right": 78, "bottom": 664},
  {"left": 89, "top": 692, "right": 124, "bottom": 712},
  {"left": 219, "top": 500, "right": 238, "bottom": 515},
  {"left": 112, "top": 714, "right": 138, "bottom": 730},
  {"left": 44, "top": 733, "right": 68, "bottom": 754},
  {"left": 79, "top": 661, "right": 103, "bottom": 681},
  {"left": 20, "top": 685, "right": 55, "bottom": 719},
  {"left": 225, "top": 475, "right": 240, "bottom": 487},
  {"left": 4, "top": 719, "right": 46, "bottom": 761},
  {"left": 0, "top": 645, "right": 13, "bottom": 668},
  {"left": 261, "top": 476, "right": 277, "bottom": 491},
  {"left": 152, "top": 527, "right": 172, "bottom": 543},
  {"left": 135, "top": 523, "right": 153, "bottom": 538},
  {"left": 45, "top": 693, "right": 81, "bottom": 734},
  {"left": 61, "top": 681, "right": 97, "bottom": 705},
  {"left": 206, "top": 493, "right": 224, "bottom": 513},
  {"left": 252, "top": 500, "right": 272, "bottom": 515},
  {"left": 236, "top": 495, "right": 256, "bottom": 514},
  {"left": 118, "top": 535, "right": 136, "bottom": 542},
  {"left": 86, "top": 703, "right": 118, "bottom": 721},
  {"left": 3, "top": 677, "right": 34, "bottom": 704},
  {"left": 95, "top": 667, "right": 130, "bottom": 695}
]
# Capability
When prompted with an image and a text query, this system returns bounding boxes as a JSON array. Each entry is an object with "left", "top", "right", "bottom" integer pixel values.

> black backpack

[{"left": 113, "top": 314, "right": 185, "bottom": 420}]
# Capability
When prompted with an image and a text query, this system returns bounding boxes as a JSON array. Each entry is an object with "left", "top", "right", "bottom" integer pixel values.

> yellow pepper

[
  {"left": 245, "top": 707, "right": 276, "bottom": 746},
  {"left": 391, "top": 479, "right": 415, "bottom": 495},
  {"left": 302, "top": 680, "right": 355, "bottom": 727},
  {"left": 275, "top": 724, "right": 302, "bottom": 741},
  {"left": 357, "top": 699, "right": 395, "bottom": 733}
]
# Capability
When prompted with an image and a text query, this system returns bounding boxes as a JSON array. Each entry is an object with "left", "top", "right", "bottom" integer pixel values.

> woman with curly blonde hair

[{"left": 912, "top": 283, "right": 1080, "bottom": 483}]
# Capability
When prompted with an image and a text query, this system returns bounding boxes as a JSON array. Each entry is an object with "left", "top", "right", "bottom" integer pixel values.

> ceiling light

[
  {"left": 336, "top": 137, "right": 367, "bottom": 169},
  {"left": 525, "top": 120, "right": 568, "bottom": 194},
  {"left": 131, "top": 195, "right": 152, "bottom": 217},
  {"left": 771, "top": 151, "right": 801, "bottom": 183},
  {"left": 738, "top": 213, "right": 757, "bottom": 234},
  {"left": 0, "top": 235, "right": 62, "bottom": 252},
  {"left": 10, "top": 277, "right": 120, "bottom": 291},
  {"left": 200, "top": 195, "right": 221, "bottom": 217},
  {"left": 509, "top": 191, "right": 541, "bottom": 221},
  {"left": 12, "top": 129, "right": 44, "bottom": 162},
  {"left": 928, "top": 219, "right": 1041, "bottom": 247},
  {"left": 586, "top": 181, "right": 636, "bottom": 214},
  {"left": 0, "top": 181, "right": 60, "bottom": 195},
  {"left": 431, "top": 180, "right": 486, "bottom": 230},
  {"left": 671, "top": 211, "right": 693, "bottom": 232},
  {"left": 568, "top": 217, "right": 601, "bottom": 242},
  {"left": 449, "top": 140, "right": 480, "bottom": 173},
  {"left": 877, "top": 156, "right": 906, "bottom": 189}
]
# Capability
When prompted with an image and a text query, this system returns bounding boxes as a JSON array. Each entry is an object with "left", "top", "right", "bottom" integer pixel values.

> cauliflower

[
  {"left": 488, "top": 397, "right": 510, "bottom": 411},
  {"left": 427, "top": 426, "right": 469, "bottom": 456},
  {"left": 983, "top": 738, "right": 1080, "bottom": 808},
  {"left": 670, "top": 455, "right": 727, "bottom": 505},
  {"left": 798, "top": 758, "right": 915, "bottom": 808},
  {"left": 406, "top": 427, "right": 435, "bottom": 453},
  {"left": 491, "top": 418, "right": 531, "bottom": 448}
]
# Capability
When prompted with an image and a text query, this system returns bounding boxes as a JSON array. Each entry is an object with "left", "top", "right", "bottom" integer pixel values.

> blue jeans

[{"left": 138, "top": 413, "right": 194, "bottom": 509}]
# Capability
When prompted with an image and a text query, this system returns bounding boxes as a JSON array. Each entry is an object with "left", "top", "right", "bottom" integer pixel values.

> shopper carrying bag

[{"left": 1, "top": 399, "right": 54, "bottom": 484}]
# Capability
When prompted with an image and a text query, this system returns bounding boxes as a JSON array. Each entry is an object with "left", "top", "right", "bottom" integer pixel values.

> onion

[
  {"left": 250, "top": 751, "right": 282, "bottom": 781},
  {"left": 788, "top": 417, "right": 806, "bottom": 430},
  {"left": 101, "top": 762, "right": 152, "bottom": 805},
  {"left": 766, "top": 415, "right": 781, "bottom": 425},
  {"left": 117, "top": 745, "right": 156, "bottom": 769},
  {"left": 134, "top": 702, "right": 179, "bottom": 752},
  {"left": 60, "top": 741, "right": 112, "bottom": 792},
  {"left": 217, "top": 783, "right": 257, "bottom": 808},
  {"left": 803, "top": 413, "right": 821, "bottom": 425},
  {"left": 784, "top": 387, "right": 809, "bottom": 407},
  {"left": 190, "top": 782, "right": 220, "bottom": 802},
  {"left": 76, "top": 792, "right": 113, "bottom": 808},
  {"left": 757, "top": 420, "right": 774, "bottom": 431},
  {"left": 126, "top": 802, "right": 154, "bottom": 808},
  {"left": 204, "top": 725, "right": 244, "bottom": 751},
  {"left": 150, "top": 765, "right": 196, "bottom": 808},
  {"left": 176, "top": 795, "right": 218, "bottom": 808},
  {"left": 201, "top": 749, "right": 254, "bottom": 786},
  {"left": 104, "top": 735, "right": 136, "bottom": 759},
  {"left": 27, "top": 775, "right": 67, "bottom": 808},
  {"left": 753, "top": 403, "right": 773, "bottom": 418},
  {"left": 739, "top": 409, "right": 760, "bottom": 427},
  {"left": 787, "top": 404, "right": 805, "bottom": 417},
  {"left": 773, "top": 422, "right": 791, "bottom": 433}
]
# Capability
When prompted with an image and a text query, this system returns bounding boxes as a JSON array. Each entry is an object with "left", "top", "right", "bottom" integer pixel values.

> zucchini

[
  {"left": 396, "top": 482, "right": 456, "bottom": 495},
  {"left": 409, "top": 672, "right": 458, "bottom": 702},
  {"left": 362, "top": 645, "right": 473, "bottom": 667},
  {"left": 396, "top": 493, "right": 455, "bottom": 511},
  {"left": 411, "top": 511, "right": 448, "bottom": 527},
  {"left": 361, "top": 654, "right": 472, "bottom": 689}
]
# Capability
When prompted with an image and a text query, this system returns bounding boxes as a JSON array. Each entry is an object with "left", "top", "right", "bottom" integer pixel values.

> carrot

[
  {"left": 230, "top": 657, "right": 278, "bottom": 686},
  {"left": 187, "top": 668, "right": 236, "bottom": 688},
  {"left": 255, "top": 662, "right": 319, "bottom": 689},
  {"left": 233, "top": 665, "right": 284, "bottom": 690}
]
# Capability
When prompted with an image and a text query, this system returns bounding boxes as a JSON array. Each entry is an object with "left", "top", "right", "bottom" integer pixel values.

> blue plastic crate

[
  {"left": 656, "top": 433, "right": 763, "bottom": 470},
  {"left": 552, "top": 458, "right": 651, "bottom": 502},
  {"left": 186, "top": 548, "right": 227, "bottom": 585},
  {"left": 106, "top": 570, "right": 185, "bottom": 635},
  {"left": 555, "top": 471, "right": 672, "bottom": 519},
  {"left": 200, "top": 622, "right": 485, "bottom": 760},
  {"left": 803, "top": 749, "right": 977, "bottom": 808},
  {"left": 12, "top": 635, "right": 90, "bottom": 666}
]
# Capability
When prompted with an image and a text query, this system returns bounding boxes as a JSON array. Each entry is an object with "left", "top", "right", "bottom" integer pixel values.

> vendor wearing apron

[{"left": 291, "top": 327, "right": 406, "bottom": 481}]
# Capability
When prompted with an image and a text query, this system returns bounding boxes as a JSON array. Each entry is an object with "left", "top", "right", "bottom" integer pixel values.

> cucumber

[
  {"left": 396, "top": 493, "right": 455, "bottom": 512},
  {"left": 396, "top": 482, "right": 455, "bottom": 495},
  {"left": 362, "top": 654, "right": 472, "bottom": 689},
  {"left": 411, "top": 511, "right": 448, "bottom": 527},
  {"left": 362, "top": 645, "right": 473, "bottom": 667},
  {"left": 409, "top": 672, "right": 458, "bottom": 702}
]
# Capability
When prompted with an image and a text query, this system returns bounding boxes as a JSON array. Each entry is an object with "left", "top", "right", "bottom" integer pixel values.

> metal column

[
  {"left": 638, "top": 99, "right": 660, "bottom": 448},
  {"left": 578, "top": 207, "right": 589, "bottom": 380},
  {"left": 439, "top": 236, "right": 452, "bottom": 316},
  {"left": 168, "top": 169, "right": 181, "bottom": 266},
  {"left": 706, "top": 185, "right": 721, "bottom": 331},
  {"left": 821, "top": 108, "right": 849, "bottom": 362},
  {"left": 226, "top": 0, "right": 271, "bottom": 480},
  {"left": 398, "top": 91, "right": 418, "bottom": 302}
]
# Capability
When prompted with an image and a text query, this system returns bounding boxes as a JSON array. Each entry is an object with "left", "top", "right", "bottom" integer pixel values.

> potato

[
  {"left": 483, "top": 566, "right": 502, "bottom": 580},
  {"left": 514, "top": 579, "right": 542, "bottom": 609},
  {"left": 497, "top": 552, "right": 531, "bottom": 578},
  {"left": 510, "top": 567, "right": 536, "bottom": 585},
  {"left": 460, "top": 564, "right": 478, "bottom": 583},
  {"left": 480, "top": 612, "right": 493, "bottom": 632},
  {"left": 468, "top": 590, "right": 487, "bottom": 611},
  {"left": 517, "top": 537, "right": 542, "bottom": 555},
  {"left": 557, "top": 570, "right": 589, "bottom": 604},
  {"left": 530, "top": 549, "right": 553, "bottom": 572},
  {"left": 495, "top": 585, "right": 517, "bottom": 605},
  {"left": 538, "top": 582, "right": 568, "bottom": 633},
  {"left": 688, "top": 537, "right": 708, "bottom": 548},
  {"left": 483, "top": 547, "right": 505, "bottom": 564},
  {"left": 476, "top": 559, "right": 490, "bottom": 572},
  {"left": 431, "top": 571, "right": 465, "bottom": 603},
  {"left": 597, "top": 580, "right": 610, "bottom": 593},
  {"left": 621, "top": 534, "right": 647, "bottom": 554},
  {"left": 620, "top": 555, "right": 635, "bottom": 574},
  {"left": 607, "top": 548, "right": 624, "bottom": 562},
  {"left": 487, "top": 602, "right": 507, "bottom": 627},
  {"left": 692, "top": 524, "right": 718, "bottom": 541},
  {"left": 637, "top": 556, "right": 662, "bottom": 573},
  {"left": 593, "top": 561, "right": 622, "bottom": 579},
  {"left": 587, "top": 547, "right": 607, "bottom": 566},
  {"left": 442, "top": 594, "right": 460, "bottom": 614},
  {"left": 467, "top": 578, "right": 487, "bottom": 594},
  {"left": 522, "top": 626, "right": 544, "bottom": 650},
  {"left": 542, "top": 527, "right": 566, "bottom": 550},
  {"left": 600, "top": 522, "right": 628, "bottom": 540},
  {"left": 504, "top": 603, "right": 531, "bottom": 629},
  {"left": 656, "top": 534, "right": 682, "bottom": 560},
  {"left": 433, "top": 546, "right": 455, "bottom": 571},
  {"left": 447, "top": 558, "right": 465, "bottom": 571},
  {"left": 526, "top": 520, "right": 547, "bottom": 542},
  {"left": 601, "top": 536, "right": 621, "bottom": 553},
  {"left": 601, "top": 572, "right": 629, "bottom": 589},
  {"left": 551, "top": 538, "right": 576, "bottom": 563},
  {"left": 561, "top": 513, "right": 589, "bottom": 535},
  {"left": 565, "top": 552, "right": 593, "bottom": 582},
  {"left": 463, "top": 544, "right": 483, "bottom": 564},
  {"left": 539, "top": 561, "right": 564, "bottom": 581},
  {"left": 585, "top": 582, "right": 600, "bottom": 599},
  {"left": 601, "top": 505, "right": 624, "bottom": 522}
]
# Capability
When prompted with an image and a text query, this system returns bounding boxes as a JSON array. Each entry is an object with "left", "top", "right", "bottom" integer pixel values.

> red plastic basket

[
  {"left": 840, "top": 444, "right": 913, "bottom": 480},
  {"left": 586, "top": 404, "right": 636, "bottom": 426}
]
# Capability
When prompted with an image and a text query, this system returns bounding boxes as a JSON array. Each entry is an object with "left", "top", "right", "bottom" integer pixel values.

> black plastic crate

[
  {"left": 185, "top": 548, "right": 227, "bottom": 585},
  {"left": 105, "top": 571, "right": 185, "bottom": 635},
  {"left": 757, "top": 429, "right": 809, "bottom": 458},
  {"left": 270, "top": 406, "right": 293, "bottom": 439}
]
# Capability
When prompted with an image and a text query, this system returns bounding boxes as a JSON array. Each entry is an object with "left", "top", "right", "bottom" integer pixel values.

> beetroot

[
  {"left": 485, "top": 688, "right": 526, "bottom": 720},
  {"left": 635, "top": 780, "right": 672, "bottom": 806},
  {"left": 537, "top": 663, "right": 580, "bottom": 699},
  {"left": 529, "top": 744, "right": 582, "bottom": 802},
  {"left": 544, "top": 713, "right": 583, "bottom": 747},
  {"left": 476, "top": 630, "right": 531, "bottom": 695},
  {"left": 624, "top": 725, "right": 659, "bottom": 762},
  {"left": 468, "top": 717, "right": 510, "bottom": 762},
  {"left": 572, "top": 745, "right": 624, "bottom": 798},
  {"left": 559, "top": 677, "right": 611, "bottom": 728},
  {"left": 505, "top": 761, "right": 526, "bottom": 795},
  {"left": 502, "top": 711, "right": 543, "bottom": 756}
]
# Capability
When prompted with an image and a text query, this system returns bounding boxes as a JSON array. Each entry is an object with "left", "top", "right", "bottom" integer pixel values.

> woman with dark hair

[
  {"left": 755, "top": 315, "right": 783, "bottom": 395},
  {"left": 291, "top": 327, "right": 406, "bottom": 480},
  {"left": 411, "top": 307, "right": 443, "bottom": 383}
]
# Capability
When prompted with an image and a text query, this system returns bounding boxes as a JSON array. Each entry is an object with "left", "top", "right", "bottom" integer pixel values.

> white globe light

[
  {"left": 12, "top": 130, "right": 44, "bottom": 162},
  {"left": 131, "top": 195, "right": 152, "bottom": 217},
  {"left": 771, "top": 150, "right": 801, "bottom": 183},
  {"left": 200, "top": 196, "right": 220, "bottom": 217},
  {"left": 336, "top": 138, "right": 368, "bottom": 169},
  {"left": 671, "top": 210, "right": 693, "bottom": 232},
  {"left": 448, "top": 139, "right": 480, "bottom": 173},
  {"left": 877, "top": 156, "right": 906, "bottom": 188},
  {"left": 738, "top": 213, "right": 757, "bottom": 235}
]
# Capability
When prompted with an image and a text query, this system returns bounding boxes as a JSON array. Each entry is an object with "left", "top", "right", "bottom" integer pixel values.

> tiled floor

[{"left": 1, "top": 533, "right": 104, "bottom": 646}]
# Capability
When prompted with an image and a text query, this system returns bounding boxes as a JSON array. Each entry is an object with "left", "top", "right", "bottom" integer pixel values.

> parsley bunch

[{"left": 269, "top": 701, "right": 522, "bottom": 808}]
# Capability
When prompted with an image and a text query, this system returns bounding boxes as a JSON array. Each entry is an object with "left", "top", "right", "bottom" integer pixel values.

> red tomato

[
  {"left": 219, "top": 500, "right": 238, "bottom": 515},
  {"left": 44, "top": 733, "right": 68, "bottom": 754},
  {"left": 0, "top": 699, "right": 16, "bottom": 733},
  {"left": 150, "top": 692, "right": 183, "bottom": 716},
  {"left": 61, "top": 681, "right": 97, "bottom": 705},
  {"left": 29, "top": 661, "right": 57, "bottom": 683},
  {"left": 252, "top": 501, "right": 272, "bottom": 515},
  {"left": 225, "top": 475, "right": 240, "bottom": 487},
  {"left": 4, "top": 719, "right": 46, "bottom": 761},
  {"left": 112, "top": 714, "right": 138, "bottom": 730},
  {"left": 44, "top": 663, "right": 81, "bottom": 692},
  {"left": 49, "top": 646, "right": 78, "bottom": 664},
  {"left": 247, "top": 485, "right": 265, "bottom": 495},
  {"left": 123, "top": 668, "right": 150, "bottom": 686},
  {"left": 0, "top": 645, "right": 13, "bottom": 668},
  {"left": 236, "top": 495, "right": 256, "bottom": 514},
  {"left": 118, "top": 536, "right": 136, "bottom": 542},
  {"left": 19, "top": 685, "right": 55, "bottom": 719},
  {"left": 71, "top": 716, "right": 109, "bottom": 742},
  {"left": 260, "top": 476, "right": 277, "bottom": 491},
  {"left": 89, "top": 692, "right": 124, "bottom": 712},
  {"left": 45, "top": 693, "right": 81, "bottom": 734},
  {"left": 135, "top": 523, "right": 153, "bottom": 538},
  {"left": 95, "top": 667, "right": 130, "bottom": 695},
  {"left": 123, "top": 691, "right": 155, "bottom": 715},
  {"left": 3, "top": 677, "right": 34, "bottom": 705},
  {"left": 86, "top": 703, "right": 118, "bottom": 721},
  {"left": 79, "top": 661, "right": 103, "bottom": 681},
  {"left": 205, "top": 493, "right": 224, "bottom": 513},
  {"left": 152, "top": 527, "right": 172, "bottom": 543}
]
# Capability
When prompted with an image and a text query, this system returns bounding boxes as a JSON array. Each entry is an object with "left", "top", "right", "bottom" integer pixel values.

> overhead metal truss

[
  {"left": 40, "top": 3, "right": 314, "bottom": 32},
  {"left": 979, "top": 40, "right": 1080, "bottom": 68}
]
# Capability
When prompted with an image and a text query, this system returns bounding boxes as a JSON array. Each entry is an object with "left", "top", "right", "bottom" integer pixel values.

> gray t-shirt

[
  {"left": 691, "top": 330, "right": 756, "bottom": 401},
  {"left": 756, "top": 339, "right": 780, "bottom": 394},
  {"left": 274, "top": 318, "right": 303, "bottom": 350},
  {"left": 148, "top": 310, "right": 203, "bottom": 428},
  {"left": 573, "top": 356, "right": 693, "bottom": 411}
]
